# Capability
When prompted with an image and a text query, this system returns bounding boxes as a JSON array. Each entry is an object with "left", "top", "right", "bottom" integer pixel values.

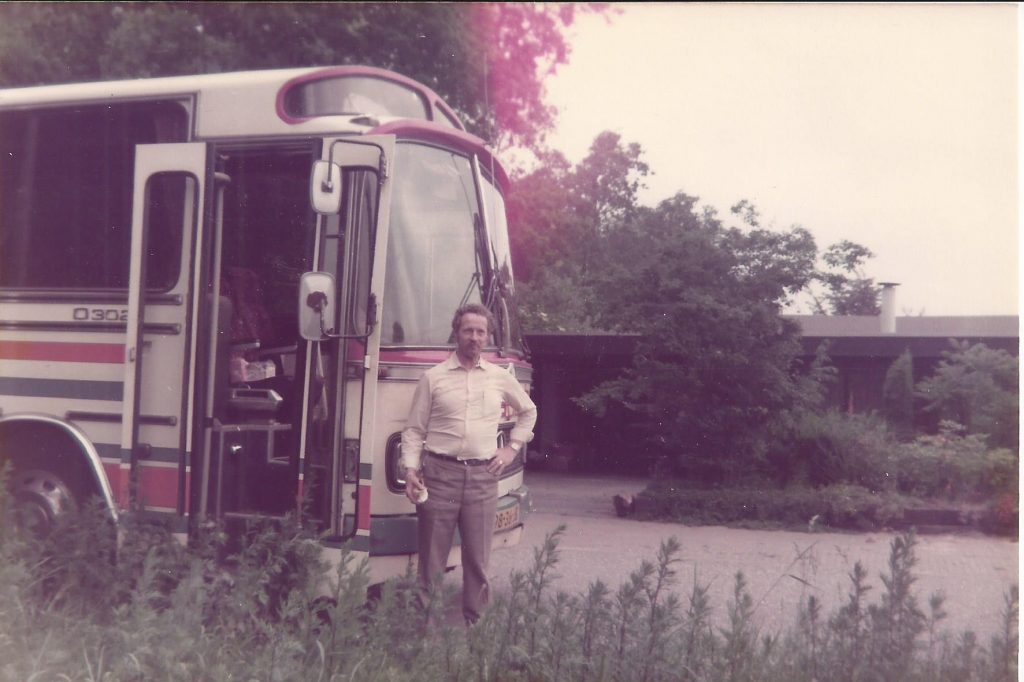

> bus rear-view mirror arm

[
  {"left": 311, "top": 140, "right": 389, "bottom": 216},
  {"left": 298, "top": 271, "right": 377, "bottom": 341}
]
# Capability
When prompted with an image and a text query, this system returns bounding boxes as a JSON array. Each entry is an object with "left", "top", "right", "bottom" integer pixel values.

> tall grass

[{"left": 0, "top": 484, "right": 1016, "bottom": 681}]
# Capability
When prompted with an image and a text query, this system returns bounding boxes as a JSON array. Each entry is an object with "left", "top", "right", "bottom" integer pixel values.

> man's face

[{"left": 456, "top": 312, "right": 489, "bottom": 362}]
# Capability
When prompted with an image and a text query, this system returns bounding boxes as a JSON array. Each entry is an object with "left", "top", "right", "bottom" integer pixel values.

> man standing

[{"left": 401, "top": 303, "right": 537, "bottom": 624}]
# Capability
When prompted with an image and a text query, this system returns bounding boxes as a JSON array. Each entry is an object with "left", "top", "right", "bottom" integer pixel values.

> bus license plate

[{"left": 495, "top": 504, "right": 519, "bottom": 531}]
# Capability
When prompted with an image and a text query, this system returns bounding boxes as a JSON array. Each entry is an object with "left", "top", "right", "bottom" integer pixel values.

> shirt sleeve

[
  {"left": 400, "top": 373, "right": 432, "bottom": 470},
  {"left": 502, "top": 372, "right": 537, "bottom": 445}
]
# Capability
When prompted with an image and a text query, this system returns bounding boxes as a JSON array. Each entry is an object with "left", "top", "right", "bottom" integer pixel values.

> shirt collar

[{"left": 446, "top": 352, "right": 485, "bottom": 371}]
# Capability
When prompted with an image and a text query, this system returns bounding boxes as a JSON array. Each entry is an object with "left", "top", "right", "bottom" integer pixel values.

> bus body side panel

[{"left": 0, "top": 319, "right": 130, "bottom": 510}]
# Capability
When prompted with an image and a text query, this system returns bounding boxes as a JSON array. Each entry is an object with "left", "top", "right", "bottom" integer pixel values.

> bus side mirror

[
  {"left": 310, "top": 160, "right": 342, "bottom": 214},
  {"left": 298, "top": 271, "right": 337, "bottom": 340}
]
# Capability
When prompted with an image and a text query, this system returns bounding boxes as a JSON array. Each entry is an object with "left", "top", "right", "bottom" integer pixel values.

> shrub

[
  {"left": 766, "top": 410, "right": 894, "bottom": 489},
  {"left": 883, "top": 349, "right": 915, "bottom": 441},
  {"left": 916, "top": 341, "right": 1019, "bottom": 450},
  {"left": 636, "top": 481, "right": 907, "bottom": 531},
  {"left": 890, "top": 422, "right": 1019, "bottom": 500}
]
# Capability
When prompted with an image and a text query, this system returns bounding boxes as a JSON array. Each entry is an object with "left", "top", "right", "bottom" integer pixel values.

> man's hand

[
  {"left": 487, "top": 445, "right": 518, "bottom": 476},
  {"left": 405, "top": 468, "right": 426, "bottom": 504}
]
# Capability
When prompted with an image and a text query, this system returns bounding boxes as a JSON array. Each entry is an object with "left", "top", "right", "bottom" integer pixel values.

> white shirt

[{"left": 401, "top": 354, "right": 537, "bottom": 470}]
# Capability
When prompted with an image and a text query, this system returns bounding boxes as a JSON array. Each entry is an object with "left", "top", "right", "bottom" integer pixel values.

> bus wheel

[{"left": 10, "top": 469, "right": 78, "bottom": 537}]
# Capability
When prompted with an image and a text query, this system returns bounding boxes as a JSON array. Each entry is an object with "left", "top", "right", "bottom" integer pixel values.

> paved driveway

[{"left": 488, "top": 470, "right": 1019, "bottom": 637}]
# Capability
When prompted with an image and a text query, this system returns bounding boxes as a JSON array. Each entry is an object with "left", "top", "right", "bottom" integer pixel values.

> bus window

[
  {"left": 283, "top": 76, "right": 429, "bottom": 121},
  {"left": 481, "top": 175, "right": 525, "bottom": 353},
  {"left": 0, "top": 102, "right": 188, "bottom": 290},
  {"left": 382, "top": 144, "right": 483, "bottom": 346},
  {"left": 143, "top": 172, "right": 195, "bottom": 290}
]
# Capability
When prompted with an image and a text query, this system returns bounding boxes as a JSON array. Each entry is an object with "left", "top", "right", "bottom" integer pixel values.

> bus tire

[{"left": 9, "top": 468, "right": 79, "bottom": 538}]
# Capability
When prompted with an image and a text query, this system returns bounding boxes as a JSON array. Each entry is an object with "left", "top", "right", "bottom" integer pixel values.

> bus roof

[
  {"left": 0, "top": 65, "right": 509, "bottom": 189},
  {"left": 0, "top": 65, "right": 459, "bottom": 132}
]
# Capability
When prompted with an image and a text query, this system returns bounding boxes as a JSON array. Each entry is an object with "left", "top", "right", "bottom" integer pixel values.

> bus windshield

[
  {"left": 481, "top": 174, "right": 525, "bottom": 354},
  {"left": 382, "top": 143, "right": 485, "bottom": 346}
]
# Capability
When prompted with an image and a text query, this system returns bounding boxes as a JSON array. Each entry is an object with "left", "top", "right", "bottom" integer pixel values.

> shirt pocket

[{"left": 481, "top": 386, "right": 502, "bottom": 419}]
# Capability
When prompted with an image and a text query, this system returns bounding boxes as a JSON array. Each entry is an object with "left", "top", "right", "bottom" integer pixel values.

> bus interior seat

[
  {"left": 219, "top": 266, "right": 295, "bottom": 421},
  {"left": 222, "top": 266, "right": 277, "bottom": 356}
]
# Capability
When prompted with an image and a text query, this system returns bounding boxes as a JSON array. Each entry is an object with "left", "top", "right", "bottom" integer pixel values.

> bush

[
  {"left": 636, "top": 481, "right": 908, "bottom": 531},
  {"left": 916, "top": 341, "right": 1019, "bottom": 450},
  {"left": 890, "top": 422, "right": 1019, "bottom": 500},
  {"left": 883, "top": 349, "right": 915, "bottom": 440},
  {"left": 766, "top": 409, "right": 1017, "bottom": 510},
  {"left": 766, "top": 410, "right": 893, "bottom": 489}
]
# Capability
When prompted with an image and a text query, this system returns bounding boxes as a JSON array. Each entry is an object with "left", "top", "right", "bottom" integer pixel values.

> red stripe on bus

[
  {"left": 102, "top": 462, "right": 123, "bottom": 509},
  {"left": 0, "top": 340, "right": 124, "bottom": 364},
  {"left": 377, "top": 349, "right": 449, "bottom": 364},
  {"left": 377, "top": 348, "right": 532, "bottom": 368},
  {"left": 358, "top": 485, "right": 371, "bottom": 530},
  {"left": 136, "top": 466, "right": 179, "bottom": 509},
  {"left": 345, "top": 339, "right": 366, "bottom": 362},
  {"left": 102, "top": 462, "right": 179, "bottom": 510}
]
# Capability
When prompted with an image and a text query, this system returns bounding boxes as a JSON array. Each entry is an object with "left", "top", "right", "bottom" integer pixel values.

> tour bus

[{"left": 0, "top": 65, "right": 532, "bottom": 581}]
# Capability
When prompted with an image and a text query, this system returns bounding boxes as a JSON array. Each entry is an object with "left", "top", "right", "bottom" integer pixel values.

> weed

[{"left": 0, "top": 482, "right": 1016, "bottom": 682}]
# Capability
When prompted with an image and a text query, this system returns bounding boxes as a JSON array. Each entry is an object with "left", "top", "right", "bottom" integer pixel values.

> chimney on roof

[{"left": 879, "top": 282, "right": 899, "bottom": 334}]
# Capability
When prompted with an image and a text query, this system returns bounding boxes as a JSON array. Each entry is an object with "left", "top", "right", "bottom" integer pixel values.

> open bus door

[
  {"left": 121, "top": 143, "right": 208, "bottom": 519},
  {"left": 172, "top": 136, "right": 395, "bottom": 544},
  {"left": 302, "top": 135, "right": 394, "bottom": 545}
]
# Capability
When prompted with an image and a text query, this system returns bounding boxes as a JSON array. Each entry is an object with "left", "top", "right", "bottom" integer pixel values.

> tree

[
  {"left": 811, "top": 240, "right": 881, "bottom": 315},
  {"left": 574, "top": 192, "right": 820, "bottom": 480},
  {"left": 507, "top": 131, "right": 650, "bottom": 333},
  {"left": 0, "top": 3, "right": 603, "bottom": 151},
  {"left": 507, "top": 131, "right": 649, "bottom": 284},
  {"left": 883, "top": 349, "right": 915, "bottom": 441},
  {"left": 915, "top": 342, "right": 1018, "bottom": 449}
]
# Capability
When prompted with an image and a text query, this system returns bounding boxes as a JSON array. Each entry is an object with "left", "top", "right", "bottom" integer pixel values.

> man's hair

[{"left": 451, "top": 303, "right": 494, "bottom": 333}]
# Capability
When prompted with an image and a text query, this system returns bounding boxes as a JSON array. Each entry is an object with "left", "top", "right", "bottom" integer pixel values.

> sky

[{"left": 541, "top": 3, "right": 1018, "bottom": 317}]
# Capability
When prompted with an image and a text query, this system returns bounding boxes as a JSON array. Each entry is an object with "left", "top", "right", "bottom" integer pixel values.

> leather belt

[{"left": 426, "top": 450, "right": 492, "bottom": 466}]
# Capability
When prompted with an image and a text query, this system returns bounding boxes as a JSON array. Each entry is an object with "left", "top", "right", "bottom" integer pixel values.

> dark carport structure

[{"left": 523, "top": 332, "right": 641, "bottom": 471}]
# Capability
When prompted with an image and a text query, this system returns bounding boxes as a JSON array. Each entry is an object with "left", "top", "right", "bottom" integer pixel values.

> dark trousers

[{"left": 416, "top": 454, "right": 498, "bottom": 623}]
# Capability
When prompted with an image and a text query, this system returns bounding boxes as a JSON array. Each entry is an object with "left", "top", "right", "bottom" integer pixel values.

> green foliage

[
  {"left": 883, "top": 349, "right": 916, "bottom": 440},
  {"left": 767, "top": 411, "right": 893, "bottom": 489},
  {"left": 916, "top": 341, "right": 1019, "bottom": 449},
  {"left": 644, "top": 411, "right": 1018, "bottom": 536},
  {"left": 507, "top": 132, "right": 651, "bottom": 285},
  {"left": 637, "top": 480, "right": 908, "bottom": 531},
  {"left": 810, "top": 240, "right": 881, "bottom": 315},
  {"left": 778, "top": 531, "right": 1017, "bottom": 682},
  {"left": 570, "top": 194, "right": 819, "bottom": 480},
  {"left": 509, "top": 129, "right": 893, "bottom": 479},
  {"left": 767, "top": 406, "right": 1016, "bottom": 512},
  {"left": 890, "top": 423, "right": 1018, "bottom": 501},
  {"left": 516, "top": 263, "right": 604, "bottom": 333},
  {"left": 0, "top": 493, "right": 1017, "bottom": 681},
  {"left": 0, "top": 3, "right": 603, "bottom": 151}
]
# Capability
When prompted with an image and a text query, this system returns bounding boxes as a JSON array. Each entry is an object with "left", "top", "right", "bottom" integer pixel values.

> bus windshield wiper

[{"left": 457, "top": 271, "right": 482, "bottom": 310}]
